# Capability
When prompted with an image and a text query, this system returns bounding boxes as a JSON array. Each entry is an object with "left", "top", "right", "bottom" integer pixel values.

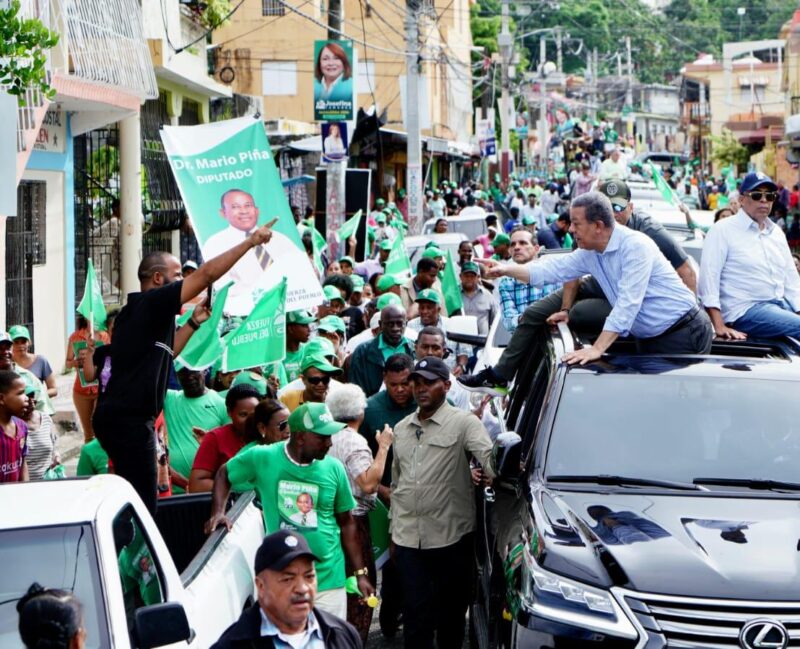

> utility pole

[
  {"left": 327, "top": 0, "right": 341, "bottom": 40},
  {"left": 324, "top": 0, "right": 345, "bottom": 257},
  {"left": 538, "top": 36, "right": 548, "bottom": 171},
  {"left": 625, "top": 35, "right": 634, "bottom": 140},
  {"left": 586, "top": 48, "right": 594, "bottom": 121},
  {"left": 498, "top": 0, "right": 512, "bottom": 181},
  {"left": 405, "top": 0, "right": 423, "bottom": 230},
  {"left": 556, "top": 27, "right": 563, "bottom": 73}
]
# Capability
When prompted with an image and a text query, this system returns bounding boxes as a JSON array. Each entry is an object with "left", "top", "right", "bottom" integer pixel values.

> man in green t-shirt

[
  {"left": 164, "top": 367, "right": 229, "bottom": 493},
  {"left": 76, "top": 438, "right": 109, "bottom": 476},
  {"left": 205, "top": 402, "right": 375, "bottom": 620},
  {"left": 283, "top": 310, "right": 315, "bottom": 383}
]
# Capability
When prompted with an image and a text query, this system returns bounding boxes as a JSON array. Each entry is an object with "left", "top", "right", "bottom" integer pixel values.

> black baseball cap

[
  {"left": 409, "top": 356, "right": 450, "bottom": 381},
  {"left": 598, "top": 179, "right": 631, "bottom": 212},
  {"left": 254, "top": 530, "right": 319, "bottom": 574}
]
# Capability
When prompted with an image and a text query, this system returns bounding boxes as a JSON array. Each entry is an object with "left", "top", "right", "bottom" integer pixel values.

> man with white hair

[
  {"left": 326, "top": 384, "right": 394, "bottom": 644},
  {"left": 599, "top": 147, "right": 628, "bottom": 181}
]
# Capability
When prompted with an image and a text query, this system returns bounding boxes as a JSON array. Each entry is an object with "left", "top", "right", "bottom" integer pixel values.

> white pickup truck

[{"left": 0, "top": 475, "right": 264, "bottom": 648}]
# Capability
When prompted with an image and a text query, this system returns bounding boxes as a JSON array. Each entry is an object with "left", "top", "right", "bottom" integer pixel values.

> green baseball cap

[
  {"left": 377, "top": 274, "right": 402, "bottom": 292},
  {"left": 350, "top": 275, "right": 365, "bottom": 291},
  {"left": 377, "top": 293, "right": 402, "bottom": 310},
  {"left": 288, "top": 402, "right": 346, "bottom": 436},
  {"left": 287, "top": 310, "right": 316, "bottom": 325},
  {"left": 375, "top": 213, "right": 387, "bottom": 224},
  {"left": 493, "top": 233, "right": 511, "bottom": 246},
  {"left": 522, "top": 214, "right": 537, "bottom": 226},
  {"left": 8, "top": 325, "right": 30, "bottom": 341},
  {"left": 303, "top": 336, "right": 336, "bottom": 359},
  {"left": 460, "top": 261, "right": 480, "bottom": 274},
  {"left": 318, "top": 315, "right": 346, "bottom": 335},
  {"left": 424, "top": 241, "right": 440, "bottom": 249},
  {"left": 339, "top": 256, "right": 355, "bottom": 267},
  {"left": 230, "top": 370, "right": 268, "bottom": 395},
  {"left": 300, "top": 351, "right": 342, "bottom": 375},
  {"left": 323, "top": 285, "right": 345, "bottom": 303},
  {"left": 375, "top": 198, "right": 386, "bottom": 206},
  {"left": 379, "top": 239, "right": 393, "bottom": 251},
  {"left": 415, "top": 288, "right": 441, "bottom": 304},
  {"left": 422, "top": 247, "right": 444, "bottom": 260}
]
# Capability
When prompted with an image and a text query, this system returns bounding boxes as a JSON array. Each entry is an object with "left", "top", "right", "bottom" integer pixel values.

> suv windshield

[
  {"left": 0, "top": 525, "right": 108, "bottom": 648},
  {"left": 546, "top": 374, "right": 800, "bottom": 486}
]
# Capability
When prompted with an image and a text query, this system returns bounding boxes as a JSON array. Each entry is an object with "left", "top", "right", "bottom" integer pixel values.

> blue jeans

[{"left": 732, "top": 300, "right": 800, "bottom": 338}]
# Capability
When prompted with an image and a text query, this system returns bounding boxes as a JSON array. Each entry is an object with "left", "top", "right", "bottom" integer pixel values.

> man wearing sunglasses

[
  {"left": 279, "top": 352, "right": 343, "bottom": 413},
  {"left": 699, "top": 171, "right": 800, "bottom": 339}
]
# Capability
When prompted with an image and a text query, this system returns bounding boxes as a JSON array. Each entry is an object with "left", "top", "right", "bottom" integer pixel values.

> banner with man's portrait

[
  {"left": 313, "top": 40, "right": 355, "bottom": 122},
  {"left": 161, "top": 117, "right": 323, "bottom": 315}
]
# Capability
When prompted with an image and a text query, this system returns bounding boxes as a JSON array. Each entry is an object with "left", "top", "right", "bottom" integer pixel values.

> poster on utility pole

[
  {"left": 313, "top": 40, "right": 355, "bottom": 121},
  {"left": 161, "top": 116, "right": 323, "bottom": 315}
]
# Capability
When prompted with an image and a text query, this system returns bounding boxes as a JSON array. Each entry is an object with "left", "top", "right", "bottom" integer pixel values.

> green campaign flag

[
  {"left": 724, "top": 167, "right": 737, "bottom": 193},
  {"left": 77, "top": 259, "right": 107, "bottom": 332},
  {"left": 383, "top": 235, "right": 412, "bottom": 280},
  {"left": 336, "top": 209, "right": 362, "bottom": 243},
  {"left": 311, "top": 226, "right": 326, "bottom": 275},
  {"left": 648, "top": 162, "right": 680, "bottom": 208},
  {"left": 562, "top": 232, "right": 574, "bottom": 249},
  {"left": 368, "top": 499, "right": 391, "bottom": 569},
  {"left": 441, "top": 250, "right": 463, "bottom": 316},
  {"left": 176, "top": 282, "right": 232, "bottom": 371},
  {"left": 717, "top": 194, "right": 730, "bottom": 208},
  {"left": 222, "top": 278, "right": 287, "bottom": 373}
]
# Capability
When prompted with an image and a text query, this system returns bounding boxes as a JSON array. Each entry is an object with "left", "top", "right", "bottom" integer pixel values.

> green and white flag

[
  {"left": 335, "top": 209, "right": 362, "bottom": 243},
  {"left": 222, "top": 278, "right": 287, "bottom": 373},
  {"left": 161, "top": 117, "right": 323, "bottom": 316},
  {"left": 176, "top": 282, "right": 232, "bottom": 371},
  {"left": 77, "top": 259, "right": 107, "bottom": 333},
  {"left": 368, "top": 499, "right": 391, "bottom": 569},
  {"left": 383, "top": 235, "right": 412, "bottom": 280},
  {"left": 440, "top": 250, "right": 463, "bottom": 316},
  {"left": 648, "top": 162, "right": 680, "bottom": 207},
  {"left": 723, "top": 166, "right": 737, "bottom": 193}
]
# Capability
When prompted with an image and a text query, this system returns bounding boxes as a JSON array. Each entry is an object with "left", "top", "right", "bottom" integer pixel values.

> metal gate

[
  {"left": 7, "top": 181, "right": 46, "bottom": 342},
  {"left": 74, "top": 125, "right": 122, "bottom": 307}
]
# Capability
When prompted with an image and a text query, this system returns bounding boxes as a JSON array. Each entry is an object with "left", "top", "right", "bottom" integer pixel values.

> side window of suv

[
  {"left": 112, "top": 506, "right": 166, "bottom": 635},
  {"left": 518, "top": 360, "right": 552, "bottom": 461},
  {"left": 505, "top": 335, "right": 546, "bottom": 433}
]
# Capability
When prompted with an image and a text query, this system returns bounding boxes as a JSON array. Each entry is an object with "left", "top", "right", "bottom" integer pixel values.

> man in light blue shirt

[
  {"left": 699, "top": 172, "right": 800, "bottom": 340},
  {"left": 459, "top": 192, "right": 713, "bottom": 394}
]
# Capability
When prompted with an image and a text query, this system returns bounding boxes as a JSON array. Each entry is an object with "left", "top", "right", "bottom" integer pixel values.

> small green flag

[
  {"left": 383, "top": 236, "right": 412, "bottom": 281},
  {"left": 368, "top": 499, "right": 391, "bottom": 569},
  {"left": 440, "top": 250, "right": 463, "bottom": 316},
  {"left": 176, "top": 282, "right": 232, "bottom": 371},
  {"left": 724, "top": 167, "right": 737, "bottom": 193},
  {"left": 562, "top": 232, "right": 574, "bottom": 249},
  {"left": 222, "top": 278, "right": 287, "bottom": 373},
  {"left": 336, "top": 209, "right": 362, "bottom": 243},
  {"left": 77, "top": 260, "right": 107, "bottom": 332},
  {"left": 648, "top": 162, "right": 680, "bottom": 208}
]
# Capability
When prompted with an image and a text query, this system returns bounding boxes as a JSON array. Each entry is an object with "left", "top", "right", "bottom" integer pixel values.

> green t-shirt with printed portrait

[
  {"left": 282, "top": 345, "right": 305, "bottom": 383},
  {"left": 226, "top": 441, "right": 356, "bottom": 591}
]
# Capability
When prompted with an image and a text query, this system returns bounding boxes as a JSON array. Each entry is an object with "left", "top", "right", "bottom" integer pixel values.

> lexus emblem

[{"left": 740, "top": 619, "right": 789, "bottom": 649}]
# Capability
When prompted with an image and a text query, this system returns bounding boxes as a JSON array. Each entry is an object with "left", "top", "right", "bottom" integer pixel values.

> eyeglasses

[
  {"left": 306, "top": 375, "right": 331, "bottom": 385},
  {"left": 278, "top": 419, "right": 289, "bottom": 431},
  {"left": 746, "top": 191, "right": 778, "bottom": 202}
]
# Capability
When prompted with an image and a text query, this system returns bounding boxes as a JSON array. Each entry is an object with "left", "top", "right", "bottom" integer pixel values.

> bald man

[{"left": 92, "top": 223, "right": 275, "bottom": 514}]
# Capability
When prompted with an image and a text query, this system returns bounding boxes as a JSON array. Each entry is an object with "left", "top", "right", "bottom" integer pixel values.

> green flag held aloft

[
  {"left": 176, "top": 282, "right": 232, "bottom": 371},
  {"left": 77, "top": 259, "right": 107, "bottom": 333},
  {"left": 440, "top": 250, "right": 463, "bottom": 316},
  {"left": 222, "top": 278, "right": 287, "bottom": 373},
  {"left": 383, "top": 235, "right": 412, "bottom": 281},
  {"left": 336, "top": 209, "right": 362, "bottom": 243},
  {"left": 648, "top": 162, "right": 680, "bottom": 208}
]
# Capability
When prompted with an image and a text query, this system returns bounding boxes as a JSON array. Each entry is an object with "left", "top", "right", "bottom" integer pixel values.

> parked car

[
  {"left": 470, "top": 327, "right": 800, "bottom": 648},
  {"left": 422, "top": 212, "right": 489, "bottom": 241},
  {"left": 404, "top": 232, "right": 469, "bottom": 267},
  {"left": 0, "top": 475, "right": 263, "bottom": 648}
]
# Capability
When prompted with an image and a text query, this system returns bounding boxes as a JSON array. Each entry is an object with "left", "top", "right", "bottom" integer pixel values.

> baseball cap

[
  {"left": 8, "top": 325, "right": 30, "bottom": 342},
  {"left": 303, "top": 336, "right": 336, "bottom": 359},
  {"left": 415, "top": 288, "right": 441, "bottom": 304},
  {"left": 739, "top": 171, "right": 777, "bottom": 194},
  {"left": 287, "top": 310, "right": 316, "bottom": 325},
  {"left": 377, "top": 293, "right": 402, "bottom": 310},
  {"left": 422, "top": 247, "right": 445, "bottom": 260},
  {"left": 230, "top": 371, "right": 268, "bottom": 395},
  {"left": 0, "top": 332, "right": 13, "bottom": 345},
  {"left": 460, "top": 261, "right": 480, "bottom": 274},
  {"left": 339, "top": 256, "right": 355, "bottom": 267},
  {"left": 181, "top": 260, "right": 198, "bottom": 271},
  {"left": 521, "top": 214, "right": 537, "bottom": 226},
  {"left": 323, "top": 285, "right": 345, "bottom": 303},
  {"left": 350, "top": 275, "right": 365, "bottom": 291},
  {"left": 300, "top": 351, "right": 342, "bottom": 375},
  {"left": 317, "top": 315, "right": 346, "bottom": 335},
  {"left": 377, "top": 274, "right": 402, "bottom": 292},
  {"left": 379, "top": 239, "right": 393, "bottom": 251},
  {"left": 409, "top": 356, "right": 450, "bottom": 382},
  {"left": 598, "top": 179, "right": 631, "bottom": 212},
  {"left": 288, "top": 402, "right": 346, "bottom": 436},
  {"left": 493, "top": 233, "right": 511, "bottom": 246},
  {"left": 254, "top": 530, "right": 319, "bottom": 574}
]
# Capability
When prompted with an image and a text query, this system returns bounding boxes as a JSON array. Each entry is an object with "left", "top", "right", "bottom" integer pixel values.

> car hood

[{"left": 537, "top": 490, "right": 800, "bottom": 599}]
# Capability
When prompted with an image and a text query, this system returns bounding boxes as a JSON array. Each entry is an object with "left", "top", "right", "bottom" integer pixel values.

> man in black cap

[
  {"left": 390, "top": 356, "right": 494, "bottom": 649},
  {"left": 211, "top": 529, "right": 361, "bottom": 649}
]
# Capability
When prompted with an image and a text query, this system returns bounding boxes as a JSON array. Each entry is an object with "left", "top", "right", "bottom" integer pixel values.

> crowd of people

[{"left": 7, "top": 147, "right": 800, "bottom": 648}]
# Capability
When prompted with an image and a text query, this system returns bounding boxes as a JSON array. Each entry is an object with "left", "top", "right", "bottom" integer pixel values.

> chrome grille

[{"left": 622, "top": 591, "right": 800, "bottom": 648}]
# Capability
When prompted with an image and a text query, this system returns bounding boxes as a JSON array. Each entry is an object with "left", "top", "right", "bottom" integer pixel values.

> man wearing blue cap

[{"left": 700, "top": 172, "right": 800, "bottom": 339}]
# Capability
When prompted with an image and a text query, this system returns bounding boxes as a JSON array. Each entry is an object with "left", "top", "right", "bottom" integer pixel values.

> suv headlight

[{"left": 520, "top": 545, "right": 638, "bottom": 639}]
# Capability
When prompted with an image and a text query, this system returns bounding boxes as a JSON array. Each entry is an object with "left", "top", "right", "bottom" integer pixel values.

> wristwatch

[
  {"left": 187, "top": 317, "right": 200, "bottom": 331},
  {"left": 353, "top": 567, "right": 369, "bottom": 577}
]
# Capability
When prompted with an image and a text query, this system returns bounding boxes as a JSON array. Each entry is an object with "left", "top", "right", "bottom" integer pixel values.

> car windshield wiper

[
  {"left": 547, "top": 474, "right": 702, "bottom": 491},
  {"left": 693, "top": 477, "right": 800, "bottom": 492}
]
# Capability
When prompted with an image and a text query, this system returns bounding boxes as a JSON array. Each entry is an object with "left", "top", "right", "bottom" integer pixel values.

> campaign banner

[
  {"left": 314, "top": 40, "right": 355, "bottom": 121},
  {"left": 161, "top": 117, "right": 323, "bottom": 315},
  {"left": 321, "top": 121, "right": 348, "bottom": 162}
]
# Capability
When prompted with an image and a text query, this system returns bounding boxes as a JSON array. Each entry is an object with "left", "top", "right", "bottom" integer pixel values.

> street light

[{"left": 737, "top": 7, "right": 746, "bottom": 41}]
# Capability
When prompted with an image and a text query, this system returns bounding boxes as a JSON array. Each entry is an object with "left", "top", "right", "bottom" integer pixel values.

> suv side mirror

[
  {"left": 134, "top": 602, "right": 192, "bottom": 649},
  {"left": 494, "top": 432, "right": 522, "bottom": 482}
]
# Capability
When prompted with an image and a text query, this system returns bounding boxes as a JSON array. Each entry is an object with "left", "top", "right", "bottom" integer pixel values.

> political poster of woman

[
  {"left": 313, "top": 40, "right": 355, "bottom": 122},
  {"left": 160, "top": 117, "right": 324, "bottom": 316}
]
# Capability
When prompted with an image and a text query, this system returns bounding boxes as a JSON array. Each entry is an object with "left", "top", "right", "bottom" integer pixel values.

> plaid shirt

[{"left": 498, "top": 276, "right": 560, "bottom": 331}]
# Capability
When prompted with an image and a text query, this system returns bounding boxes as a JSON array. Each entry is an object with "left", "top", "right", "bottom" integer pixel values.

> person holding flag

[{"left": 92, "top": 220, "right": 277, "bottom": 515}]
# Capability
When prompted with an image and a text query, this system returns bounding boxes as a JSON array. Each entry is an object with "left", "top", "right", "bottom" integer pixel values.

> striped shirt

[
  {"left": 498, "top": 276, "right": 560, "bottom": 331},
  {"left": 25, "top": 412, "right": 56, "bottom": 481},
  {"left": 0, "top": 417, "right": 28, "bottom": 483}
]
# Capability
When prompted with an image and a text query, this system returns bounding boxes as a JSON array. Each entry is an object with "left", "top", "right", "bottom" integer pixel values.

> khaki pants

[{"left": 72, "top": 390, "right": 97, "bottom": 442}]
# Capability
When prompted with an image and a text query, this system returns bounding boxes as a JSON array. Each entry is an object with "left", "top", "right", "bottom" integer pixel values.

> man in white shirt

[
  {"left": 459, "top": 193, "right": 487, "bottom": 219},
  {"left": 521, "top": 192, "right": 545, "bottom": 231},
  {"left": 699, "top": 172, "right": 800, "bottom": 339},
  {"left": 598, "top": 148, "right": 628, "bottom": 181}
]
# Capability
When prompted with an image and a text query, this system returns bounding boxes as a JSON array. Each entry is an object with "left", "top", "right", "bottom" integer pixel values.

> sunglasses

[
  {"left": 278, "top": 419, "right": 289, "bottom": 431},
  {"left": 306, "top": 375, "right": 331, "bottom": 385},
  {"left": 746, "top": 191, "right": 777, "bottom": 202}
]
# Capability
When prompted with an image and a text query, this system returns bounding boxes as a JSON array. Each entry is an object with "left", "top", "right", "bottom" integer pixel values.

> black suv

[{"left": 470, "top": 325, "right": 800, "bottom": 649}]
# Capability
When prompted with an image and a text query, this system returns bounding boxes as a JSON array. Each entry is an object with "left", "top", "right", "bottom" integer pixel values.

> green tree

[{"left": 710, "top": 128, "right": 751, "bottom": 169}]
